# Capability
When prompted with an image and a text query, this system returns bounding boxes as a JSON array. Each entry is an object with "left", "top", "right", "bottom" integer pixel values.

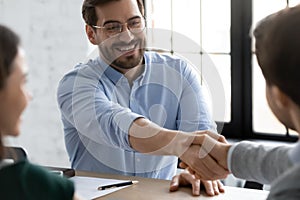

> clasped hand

[{"left": 170, "top": 130, "right": 231, "bottom": 196}]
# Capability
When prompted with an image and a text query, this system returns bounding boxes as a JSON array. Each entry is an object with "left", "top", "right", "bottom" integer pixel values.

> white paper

[{"left": 70, "top": 176, "right": 131, "bottom": 199}]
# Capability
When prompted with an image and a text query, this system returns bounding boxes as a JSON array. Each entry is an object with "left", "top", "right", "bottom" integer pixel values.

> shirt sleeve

[
  {"left": 57, "top": 66, "right": 143, "bottom": 152},
  {"left": 227, "top": 143, "right": 238, "bottom": 173},
  {"left": 176, "top": 59, "right": 217, "bottom": 132},
  {"left": 229, "top": 141, "right": 293, "bottom": 184}
]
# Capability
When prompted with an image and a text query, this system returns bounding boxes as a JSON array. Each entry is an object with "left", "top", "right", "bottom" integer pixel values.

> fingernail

[
  {"left": 193, "top": 189, "right": 200, "bottom": 196},
  {"left": 208, "top": 190, "right": 214, "bottom": 196}
]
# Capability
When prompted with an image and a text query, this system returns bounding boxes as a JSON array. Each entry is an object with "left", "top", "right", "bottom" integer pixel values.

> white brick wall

[{"left": 0, "top": 0, "right": 90, "bottom": 167}]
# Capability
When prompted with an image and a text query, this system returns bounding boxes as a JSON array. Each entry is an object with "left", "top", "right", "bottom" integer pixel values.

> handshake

[
  {"left": 171, "top": 130, "right": 232, "bottom": 196},
  {"left": 130, "top": 119, "right": 231, "bottom": 177},
  {"left": 179, "top": 130, "right": 231, "bottom": 180},
  {"left": 129, "top": 119, "right": 231, "bottom": 196}
]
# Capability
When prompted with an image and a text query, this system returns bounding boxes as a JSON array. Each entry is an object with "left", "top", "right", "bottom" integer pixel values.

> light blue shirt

[{"left": 57, "top": 51, "right": 216, "bottom": 180}]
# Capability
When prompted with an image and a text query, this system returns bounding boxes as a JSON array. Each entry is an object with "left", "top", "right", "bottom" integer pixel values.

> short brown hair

[
  {"left": 82, "top": 0, "right": 145, "bottom": 26},
  {"left": 254, "top": 5, "right": 300, "bottom": 106}
]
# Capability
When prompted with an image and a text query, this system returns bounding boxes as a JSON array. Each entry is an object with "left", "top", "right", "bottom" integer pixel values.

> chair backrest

[{"left": 3, "top": 146, "right": 27, "bottom": 162}]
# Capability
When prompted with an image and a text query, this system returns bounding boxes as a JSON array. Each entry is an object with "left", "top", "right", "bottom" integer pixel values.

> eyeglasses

[{"left": 92, "top": 17, "right": 145, "bottom": 37}]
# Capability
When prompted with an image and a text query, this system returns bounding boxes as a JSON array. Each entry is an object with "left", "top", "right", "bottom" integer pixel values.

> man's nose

[{"left": 118, "top": 26, "right": 134, "bottom": 43}]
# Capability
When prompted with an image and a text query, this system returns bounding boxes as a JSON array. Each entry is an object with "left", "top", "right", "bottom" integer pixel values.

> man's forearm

[
  {"left": 129, "top": 118, "right": 195, "bottom": 156},
  {"left": 129, "top": 118, "right": 230, "bottom": 180}
]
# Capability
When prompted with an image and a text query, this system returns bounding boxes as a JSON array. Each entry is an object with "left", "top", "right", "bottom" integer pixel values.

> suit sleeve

[{"left": 229, "top": 141, "right": 293, "bottom": 184}]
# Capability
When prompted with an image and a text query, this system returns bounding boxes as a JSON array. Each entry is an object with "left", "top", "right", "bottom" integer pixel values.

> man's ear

[
  {"left": 86, "top": 25, "right": 99, "bottom": 45},
  {"left": 271, "top": 85, "right": 290, "bottom": 109}
]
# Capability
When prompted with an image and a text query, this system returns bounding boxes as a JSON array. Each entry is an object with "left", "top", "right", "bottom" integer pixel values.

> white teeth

[{"left": 120, "top": 45, "right": 135, "bottom": 51}]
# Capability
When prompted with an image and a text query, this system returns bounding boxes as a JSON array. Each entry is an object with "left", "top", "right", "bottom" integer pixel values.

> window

[
  {"left": 145, "top": 0, "right": 298, "bottom": 141},
  {"left": 145, "top": 0, "right": 231, "bottom": 124}
]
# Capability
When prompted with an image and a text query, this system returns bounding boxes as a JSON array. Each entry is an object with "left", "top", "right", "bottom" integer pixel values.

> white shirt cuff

[{"left": 227, "top": 143, "right": 239, "bottom": 172}]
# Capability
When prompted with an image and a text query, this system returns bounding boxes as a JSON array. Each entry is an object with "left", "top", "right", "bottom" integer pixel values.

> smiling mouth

[
  {"left": 116, "top": 43, "right": 139, "bottom": 55},
  {"left": 118, "top": 44, "right": 136, "bottom": 51}
]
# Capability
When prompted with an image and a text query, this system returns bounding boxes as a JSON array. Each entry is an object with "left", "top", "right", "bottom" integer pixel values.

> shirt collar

[
  {"left": 97, "top": 55, "right": 147, "bottom": 86},
  {"left": 97, "top": 57, "right": 123, "bottom": 85}
]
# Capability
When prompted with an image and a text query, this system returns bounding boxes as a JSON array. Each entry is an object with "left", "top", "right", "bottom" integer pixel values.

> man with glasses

[{"left": 57, "top": 0, "right": 226, "bottom": 195}]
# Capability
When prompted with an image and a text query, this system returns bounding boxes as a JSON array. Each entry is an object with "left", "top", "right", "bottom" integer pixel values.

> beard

[
  {"left": 111, "top": 48, "right": 145, "bottom": 70},
  {"left": 99, "top": 33, "right": 146, "bottom": 71}
]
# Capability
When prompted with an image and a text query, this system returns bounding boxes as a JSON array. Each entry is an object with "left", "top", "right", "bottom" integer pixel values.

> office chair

[{"left": 3, "top": 146, "right": 28, "bottom": 162}]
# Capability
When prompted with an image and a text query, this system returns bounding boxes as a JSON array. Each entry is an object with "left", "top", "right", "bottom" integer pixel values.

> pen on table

[{"left": 97, "top": 180, "right": 139, "bottom": 190}]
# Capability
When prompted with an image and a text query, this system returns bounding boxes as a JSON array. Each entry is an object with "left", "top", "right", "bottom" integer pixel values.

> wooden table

[{"left": 76, "top": 171, "right": 269, "bottom": 200}]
